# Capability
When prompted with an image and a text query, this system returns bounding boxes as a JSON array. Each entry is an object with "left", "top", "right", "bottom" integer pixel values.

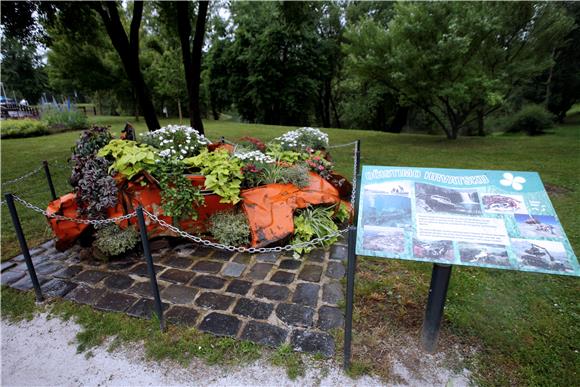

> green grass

[{"left": 1, "top": 114, "right": 579, "bottom": 385}]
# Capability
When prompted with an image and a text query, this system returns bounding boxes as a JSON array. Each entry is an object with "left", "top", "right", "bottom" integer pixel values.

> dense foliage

[
  {"left": 93, "top": 223, "right": 139, "bottom": 258},
  {"left": 208, "top": 210, "right": 251, "bottom": 246},
  {"left": 504, "top": 104, "right": 555, "bottom": 136}
]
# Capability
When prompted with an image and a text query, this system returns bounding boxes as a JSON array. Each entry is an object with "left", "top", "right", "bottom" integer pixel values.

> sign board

[{"left": 355, "top": 166, "right": 579, "bottom": 277}]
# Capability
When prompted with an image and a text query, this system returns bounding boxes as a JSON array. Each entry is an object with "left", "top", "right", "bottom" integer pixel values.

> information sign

[{"left": 355, "top": 166, "right": 579, "bottom": 276}]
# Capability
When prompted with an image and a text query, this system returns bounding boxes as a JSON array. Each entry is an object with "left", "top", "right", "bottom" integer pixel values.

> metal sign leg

[
  {"left": 42, "top": 160, "right": 57, "bottom": 201},
  {"left": 421, "top": 263, "right": 452, "bottom": 353}
]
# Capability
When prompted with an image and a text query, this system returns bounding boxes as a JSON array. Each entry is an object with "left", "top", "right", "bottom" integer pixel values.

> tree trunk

[
  {"left": 389, "top": 106, "right": 409, "bottom": 133},
  {"left": 94, "top": 1, "right": 160, "bottom": 131},
  {"left": 177, "top": 1, "right": 209, "bottom": 135},
  {"left": 477, "top": 108, "right": 485, "bottom": 136},
  {"left": 177, "top": 98, "right": 183, "bottom": 124}
]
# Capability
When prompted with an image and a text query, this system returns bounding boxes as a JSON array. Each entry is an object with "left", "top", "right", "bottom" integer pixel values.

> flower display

[
  {"left": 305, "top": 150, "right": 333, "bottom": 179},
  {"left": 140, "top": 125, "right": 210, "bottom": 160},
  {"left": 234, "top": 149, "right": 275, "bottom": 164},
  {"left": 274, "top": 127, "right": 329, "bottom": 151}
]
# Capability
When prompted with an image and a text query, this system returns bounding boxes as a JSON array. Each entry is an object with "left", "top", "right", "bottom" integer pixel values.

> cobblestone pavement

[{"left": 1, "top": 239, "right": 349, "bottom": 357}]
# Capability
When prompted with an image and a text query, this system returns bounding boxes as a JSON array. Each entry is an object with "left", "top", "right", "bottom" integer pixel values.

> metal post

[
  {"left": 344, "top": 139, "right": 362, "bottom": 370},
  {"left": 136, "top": 206, "right": 165, "bottom": 330},
  {"left": 421, "top": 263, "right": 453, "bottom": 353},
  {"left": 343, "top": 225, "right": 358, "bottom": 370},
  {"left": 4, "top": 193, "right": 44, "bottom": 302},
  {"left": 42, "top": 160, "right": 57, "bottom": 201}
]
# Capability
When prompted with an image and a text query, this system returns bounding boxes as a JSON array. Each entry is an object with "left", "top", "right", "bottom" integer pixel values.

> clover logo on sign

[{"left": 500, "top": 172, "right": 526, "bottom": 191}]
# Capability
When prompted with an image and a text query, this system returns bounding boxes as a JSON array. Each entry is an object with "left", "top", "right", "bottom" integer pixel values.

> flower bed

[{"left": 47, "top": 125, "right": 352, "bottom": 259}]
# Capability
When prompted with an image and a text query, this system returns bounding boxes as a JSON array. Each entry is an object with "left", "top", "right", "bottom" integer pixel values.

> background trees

[{"left": 2, "top": 1, "right": 578, "bottom": 138}]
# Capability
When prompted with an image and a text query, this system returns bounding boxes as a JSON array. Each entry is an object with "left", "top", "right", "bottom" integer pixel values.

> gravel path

[{"left": 1, "top": 314, "right": 468, "bottom": 386}]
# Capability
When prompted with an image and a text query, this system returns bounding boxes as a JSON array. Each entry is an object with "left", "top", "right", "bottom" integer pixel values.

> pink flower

[{"left": 318, "top": 165, "right": 325, "bottom": 171}]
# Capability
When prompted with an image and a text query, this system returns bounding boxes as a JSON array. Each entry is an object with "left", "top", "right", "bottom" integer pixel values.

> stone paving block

[
  {"left": 192, "top": 246, "right": 214, "bottom": 257},
  {"left": 74, "top": 270, "right": 109, "bottom": 284},
  {"left": 317, "top": 305, "right": 344, "bottom": 330},
  {"left": 128, "top": 281, "right": 166, "bottom": 298},
  {"left": 129, "top": 263, "right": 164, "bottom": 277},
  {"left": 53, "top": 265, "right": 83, "bottom": 279},
  {"left": 159, "top": 269, "right": 196, "bottom": 284},
  {"left": 161, "top": 256, "right": 194, "bottom": 269},
  {"left": 275, "top": 303, "right": 315, "bottom": 327},
  {"left": 42, "top": 279, "right": 78, "bottom": 298},
  {"left": 225, "top": 279, "right": 252, "bottom": 295},
  {"left": 149, "top": 239, "right": 171, "bottom": 251},
  {"left": 34, "top": 261, "right": 63, "bottom": 276},
  {"left": 279, "top": 259, "right": 302, "bottom": 270},
  {"left": 246, "top": 263, "right": 273, "bottom": 280},
  {"left": 292, "top": 283, "right": 320, "bottom": 307},
  {"left": 64, "top": 285, "right": 106, "bottom": 305},
  {"left": 190, "top": 275, "right": 226, "bottom": 290},
  {"left": 254, "top": 284, "right": 289, "bottom": 302},
  {"left": 31, "top": 255, "right": 50, "bottom": 265},
  {"left": 126, "top": 298, "right": 169, "bottom": 319},
  {"left": 161, "top": 284, "right": 197, "bottom": 304},
  {"left": 12, "top": 275, "right": 48, "bottom": 291},
  {"left": 192, "top": 260, "right": 223, "bottom": 274},
  {"left": 40, "top": 240, "right": 55, "bottom": 250},
  {"left": 270, "top": 271, "right": 295, "bottom": 284},
  {"left": 103, "top": 274, "right": 134, "bottom": 291},
  {"left": 12, "top": 262, "right": 29, "bottom": 272},
  {"left": 233, "top": 298, "right": 273, "bottom": 320},
  {"left": 322, "top": 282, "right": 343, "bottom": 305},
  {"left": 233, "top": 254, "right": 252, "bottom": 264},
  {"left": 330, "top": 244, "right": 348, "bottom": 261},
  {"left": 307, "top": 249, "right": 326, "bottom": 263},
  {"left": 94, "top": 292, "right": 138, "bottom": 313},
  {"left": 222, "top": 262, "right": 246, "bottom": 278},
  {"left": 240, "top": 321, "right": 287, "bottom": 347},
  {"left": 107, "top": 260, "right": 138, "bottom": 271},
  {"left": 0, "top": 270, "right": 25, "bottom": 285},
  {"left": 325, "top": 261, "right": 346, "bottom": 279},
  {"left": 165, "top": 305, "right": 199, "bottom": 326},
  {"left": 12, "top": 254, "right": 25, "bottom": 263},
  {"left": 298, "top": 265, "right": 322, "bottom": 283},
  {"left": 1, "top": 261, "right": 17, "bottom": 272},
  {"left": 291, "top": 329, "right": 335, "bottom": 357},
  {"left": 199, "top": 312, "right": 241, "bottom": 337},
  {"left": 255, "top": 253, "right": 279, "bottom": 263},
  {"left": 195, "top": 292, "right": 235, "bottom": 310},
  {"left": 211, "top": 251, "right": 236, "bottom": 261}
]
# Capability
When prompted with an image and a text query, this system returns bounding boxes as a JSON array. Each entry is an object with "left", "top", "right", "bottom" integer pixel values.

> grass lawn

[{"left": 1, "top": 114, "right": 579, "bottom": 385}]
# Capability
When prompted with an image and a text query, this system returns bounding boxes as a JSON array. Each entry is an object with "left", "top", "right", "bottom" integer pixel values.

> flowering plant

[
  {"left": 274, "top": 127, "right": 329, "bottom": 151},
  {"left": 238, "top": 136, "right": 266, "bottom": 152},
  {"left": 234, "top": 149, "right": 275, "bottom": 164},
  {"left": 306, "top": 150, "right": 333, "bottom": 179},
  {"left": 140, "top": 125, "right": 210, "bottom": 160}
]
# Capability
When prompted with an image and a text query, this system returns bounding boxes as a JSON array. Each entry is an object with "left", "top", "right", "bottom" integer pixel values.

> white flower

[{"left": 500, "top": 173, "right": 526, "bottom": 191}]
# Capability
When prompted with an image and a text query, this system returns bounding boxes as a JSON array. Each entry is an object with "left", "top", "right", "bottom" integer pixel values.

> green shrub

[
  {"left": 504, "top": 104, "right": 554, "bottom": 135},
  {"left": 209, "top": 210, "right": 250, "bottom": 246},
  {"left": 41, "top": 108, "right": 88, "bottom": 131},
  {"left": 0, "top": 119, "right": 49, "bottom": 139},
  {"left": 254, "top": 163, "right": 311, "bottom": 188},
  {"left": 93, "top": 224, "right": 140, "bottom": 258}
]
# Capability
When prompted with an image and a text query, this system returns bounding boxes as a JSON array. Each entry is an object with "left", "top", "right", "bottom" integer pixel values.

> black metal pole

[
  {"left": 343, "top": 139, "right": 362, "bottom": 370},
  {"left": 343, "top": 225, "right": 358, "bottom": 370},
  {"left": 421, "top": 263, "right": 453, "bottom": 353},
  {"left": 136, "top": 206, "right": 165, "bottom": 330},
  {"left": 4, "top": 193, "right": 44, "bottom": 302},
  {"left": 42, "top": 160, "right": 57, "bottom": 201}
]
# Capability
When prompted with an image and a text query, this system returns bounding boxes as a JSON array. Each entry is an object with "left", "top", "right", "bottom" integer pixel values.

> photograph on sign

[{"left": 355, "top": 166, "right": 579, "bottom": 276}]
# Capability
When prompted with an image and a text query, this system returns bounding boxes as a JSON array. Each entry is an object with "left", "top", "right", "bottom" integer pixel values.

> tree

[
  {"left": 92, "top": 1, "right": 160, "bottom": 131},
  {"left": 175, "top": 1, "right": 209, "bottom": 134},
  {"left": 344, "top": 2, "right": 574, "bottom": 139}
]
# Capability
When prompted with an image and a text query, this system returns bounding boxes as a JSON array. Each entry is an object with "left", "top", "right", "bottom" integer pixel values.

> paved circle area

[{"left": 1, "top": 239, "right": 349, "bottom": 356}]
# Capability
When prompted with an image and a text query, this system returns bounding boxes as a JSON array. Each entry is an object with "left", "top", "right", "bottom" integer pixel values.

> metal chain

[
  {"left": 327, "top": 141, "right": 359, "bottom": 149},
  {"left": 1, "top": 165, "right": 44, "bottom": 188},
  {"left": 143, "top": 209, "right": 348, "bottom": 254},
  {"left": 12, "top": 195, "right": 137, "bottom": 225}
]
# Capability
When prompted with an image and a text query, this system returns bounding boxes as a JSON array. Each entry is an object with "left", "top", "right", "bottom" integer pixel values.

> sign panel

[{"left": 355, "top": 166, "right": 579, "bottom": 277}]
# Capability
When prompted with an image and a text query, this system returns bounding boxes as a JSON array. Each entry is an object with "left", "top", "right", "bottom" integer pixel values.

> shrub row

[{"left": 1, "top": 109, "right": 89, "bottom": 139}]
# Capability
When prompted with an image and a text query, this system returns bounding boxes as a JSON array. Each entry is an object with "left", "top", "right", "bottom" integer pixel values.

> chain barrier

[
  {"left": 5, "top": 141, "right": 359, "bottom": 253},
  {"left": 11, "top": 195, "right": 137, "bottom": 225}
]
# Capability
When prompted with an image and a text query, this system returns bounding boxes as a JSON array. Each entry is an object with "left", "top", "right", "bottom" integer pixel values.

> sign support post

[{"left": 421, "top": 263, "right": 452, "bottom": 352}]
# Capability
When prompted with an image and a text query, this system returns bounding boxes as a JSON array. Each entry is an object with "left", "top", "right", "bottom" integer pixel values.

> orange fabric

[
  {"left": 241, "top": 172, "right": 343, "bottom": 247},
  {"left": 46, "top": 193, "right": 89, "bottom": 250}
]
